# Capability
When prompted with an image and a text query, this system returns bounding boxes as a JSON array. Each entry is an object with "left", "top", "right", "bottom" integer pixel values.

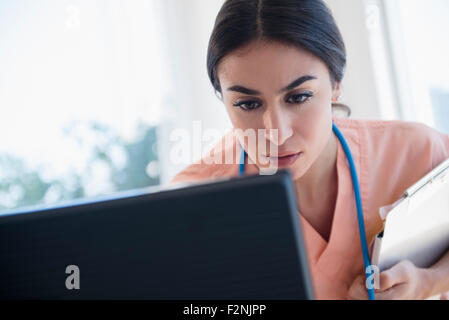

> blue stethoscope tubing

[{"left": 238, "top": 123, "right": 376, "bottom": 300}]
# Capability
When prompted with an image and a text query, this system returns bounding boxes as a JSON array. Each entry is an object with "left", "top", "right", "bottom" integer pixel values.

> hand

[{"left": 347, "top": 260, "right": 432, "bottom": 300}]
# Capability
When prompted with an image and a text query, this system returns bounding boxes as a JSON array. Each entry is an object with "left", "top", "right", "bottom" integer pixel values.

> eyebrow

[{"left": 226, "top": 75, "right": 317, "bottom": 95}]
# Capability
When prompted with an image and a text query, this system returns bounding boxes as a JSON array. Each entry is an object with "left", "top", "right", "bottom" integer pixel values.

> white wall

[
  {"left": 325, "top": 0, "right": 384, "bottom": 120},
  {"left": 156, "top": 0, "right": 231, "bottom": 184}
]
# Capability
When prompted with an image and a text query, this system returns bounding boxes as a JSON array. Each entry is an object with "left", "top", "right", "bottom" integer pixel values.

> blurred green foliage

[{"left": 0, "top": 121, "right": 159, "bottom": 213}]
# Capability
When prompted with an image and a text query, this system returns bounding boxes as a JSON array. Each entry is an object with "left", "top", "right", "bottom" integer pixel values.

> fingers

[
  {"left": 347, "top": 275, "right": 369, "bottom": 300},
  {"left": 378, "top": 271, "right": 397, "bottom": 291},
  {"left": 376, "top": 283, "right": 413, "bottom": 300},
  {"left": 378, "top": 261, "right": 411, "bottom": 291},
  {"left": 347, "top": 261, "right": 417, "bottom": 300}
]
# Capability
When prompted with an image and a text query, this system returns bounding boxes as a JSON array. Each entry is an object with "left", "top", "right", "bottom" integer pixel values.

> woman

[{"left": 169, "top": 0, "right": 449, "bottom": 300}]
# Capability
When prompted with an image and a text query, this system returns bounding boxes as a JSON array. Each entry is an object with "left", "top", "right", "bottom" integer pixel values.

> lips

[
  {"left": 278, "top": 152, "right": 301, "bottom": 158},
  {"left": 267, "top": 152, "right": 302, "bottom": 167},
  {"left": 266, "top": 151, "right": 301, "bottom": 158}
]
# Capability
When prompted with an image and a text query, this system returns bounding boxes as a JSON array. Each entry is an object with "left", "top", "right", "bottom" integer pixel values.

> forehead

[{"left": 217, "top": 40, "right": 330, "bottom": 92}]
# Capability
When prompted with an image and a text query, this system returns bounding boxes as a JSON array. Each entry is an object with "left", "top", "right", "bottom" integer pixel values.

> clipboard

[{"left": 371, "top": 157, "right": 449, "bottom": 271}]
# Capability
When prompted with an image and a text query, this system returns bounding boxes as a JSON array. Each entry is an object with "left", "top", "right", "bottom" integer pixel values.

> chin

[
  {"left": 288, "top": 162, "right": 309, "bottom": 181},
  {"left": 289, "top": 169, "right": 305, "bottom": 181}
]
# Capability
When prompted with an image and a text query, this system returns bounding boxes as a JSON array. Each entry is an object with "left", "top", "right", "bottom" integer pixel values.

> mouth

[
  {"left": 265, "top": 152, "right": 302, "bottom": 167},
  {"left": 266, "top": 151, "right": 301, "bottom": 158}
]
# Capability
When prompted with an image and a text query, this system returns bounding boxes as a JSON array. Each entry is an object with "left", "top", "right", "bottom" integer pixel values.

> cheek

[
  {"left": 292, "top": 96, "right": 333, "bottom": 153},
  {"left": 225, "top": 103, "right": 243, "bottom": 127},
  {"left": 226, "top": 105, "right": 263, "bottom": 133},
  {"left": 224, "top": 106, "right": 259, "bottom": 156}
]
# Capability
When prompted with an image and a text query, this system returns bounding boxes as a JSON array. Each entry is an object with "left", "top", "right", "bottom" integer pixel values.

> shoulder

[
  {"left": 168, "top": 130, "right": 241, "bottom": 186},
  {"left": 334, "top": 117, "right": 449, "bottom": 168},
  {"left": 334, "top": 115, "right": 439, "bottom": 137},
  {"left": 334, "top": 117, "right": 449, "bottom": 213}
]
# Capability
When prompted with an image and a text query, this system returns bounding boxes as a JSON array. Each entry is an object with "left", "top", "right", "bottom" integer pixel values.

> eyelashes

[
  {"left": 233, "top": 100, "right": 261, "bottom": 111},
  {"left": 285, "top": 91, "right": 313, "bottom": 104},
  {"left": 232, "top": 91, "right": 314, "bottom": 111}
]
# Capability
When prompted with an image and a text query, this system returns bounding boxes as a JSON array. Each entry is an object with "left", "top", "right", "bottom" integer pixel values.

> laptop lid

[{"left": 0, "top": 170, "right": 314, "bottom": 300}]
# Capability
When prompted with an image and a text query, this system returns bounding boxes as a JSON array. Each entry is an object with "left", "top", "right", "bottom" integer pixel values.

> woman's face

[{"left": 217, "top": 40, "right": 340, "bottom": 180}]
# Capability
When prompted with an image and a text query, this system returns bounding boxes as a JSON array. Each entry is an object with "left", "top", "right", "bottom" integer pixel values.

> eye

[
  {"left": 286, "top": 91, "right": 313, "bottom": 104},
  {"left": 233, "top": 100, "right": 262, "bottom": 111}
]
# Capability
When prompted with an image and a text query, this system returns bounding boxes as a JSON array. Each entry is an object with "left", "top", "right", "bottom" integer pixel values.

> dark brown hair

[{"left": 207, "top": 0, "right": 347, "bottom": 95}]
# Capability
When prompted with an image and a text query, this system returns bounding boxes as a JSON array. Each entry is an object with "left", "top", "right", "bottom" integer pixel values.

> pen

[{"left": 371, "top": 230, "right": 384, "bottom": 267}]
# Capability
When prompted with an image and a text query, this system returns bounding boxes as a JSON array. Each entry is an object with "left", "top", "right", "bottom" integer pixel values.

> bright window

[
  {"left": 383, "top": 0, "right": 449, "bottom": 133},
  {"left": 0, "top": 1, "right": 167, "bottom": 213}
]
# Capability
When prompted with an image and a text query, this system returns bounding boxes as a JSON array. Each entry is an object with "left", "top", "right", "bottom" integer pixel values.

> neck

[{"left": 295, "top": 131, "right": 338, "bottom": 204}]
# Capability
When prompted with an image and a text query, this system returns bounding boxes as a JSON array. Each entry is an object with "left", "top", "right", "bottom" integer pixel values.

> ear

[{"left": 332, "top": 82, "right": 342, "bottom": 102}]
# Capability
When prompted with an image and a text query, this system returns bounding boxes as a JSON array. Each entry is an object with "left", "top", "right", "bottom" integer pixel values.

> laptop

[{"left": 0, "top": 170, "right": 314, "bottom": 300}]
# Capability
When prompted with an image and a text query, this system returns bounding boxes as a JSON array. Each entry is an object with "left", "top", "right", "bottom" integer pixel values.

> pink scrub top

[{"left": 169, "top": 116, "right": 449, "bottom": 299}]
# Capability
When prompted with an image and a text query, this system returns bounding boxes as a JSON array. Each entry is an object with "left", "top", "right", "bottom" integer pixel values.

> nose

[{"left": 263, "top": 106, "right": 293, "bottom": 146}]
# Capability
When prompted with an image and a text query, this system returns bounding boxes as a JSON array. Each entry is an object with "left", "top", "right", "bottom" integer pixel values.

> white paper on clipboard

[{"left": 372, "top": 158, "right": 449, "bottom": 272}]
